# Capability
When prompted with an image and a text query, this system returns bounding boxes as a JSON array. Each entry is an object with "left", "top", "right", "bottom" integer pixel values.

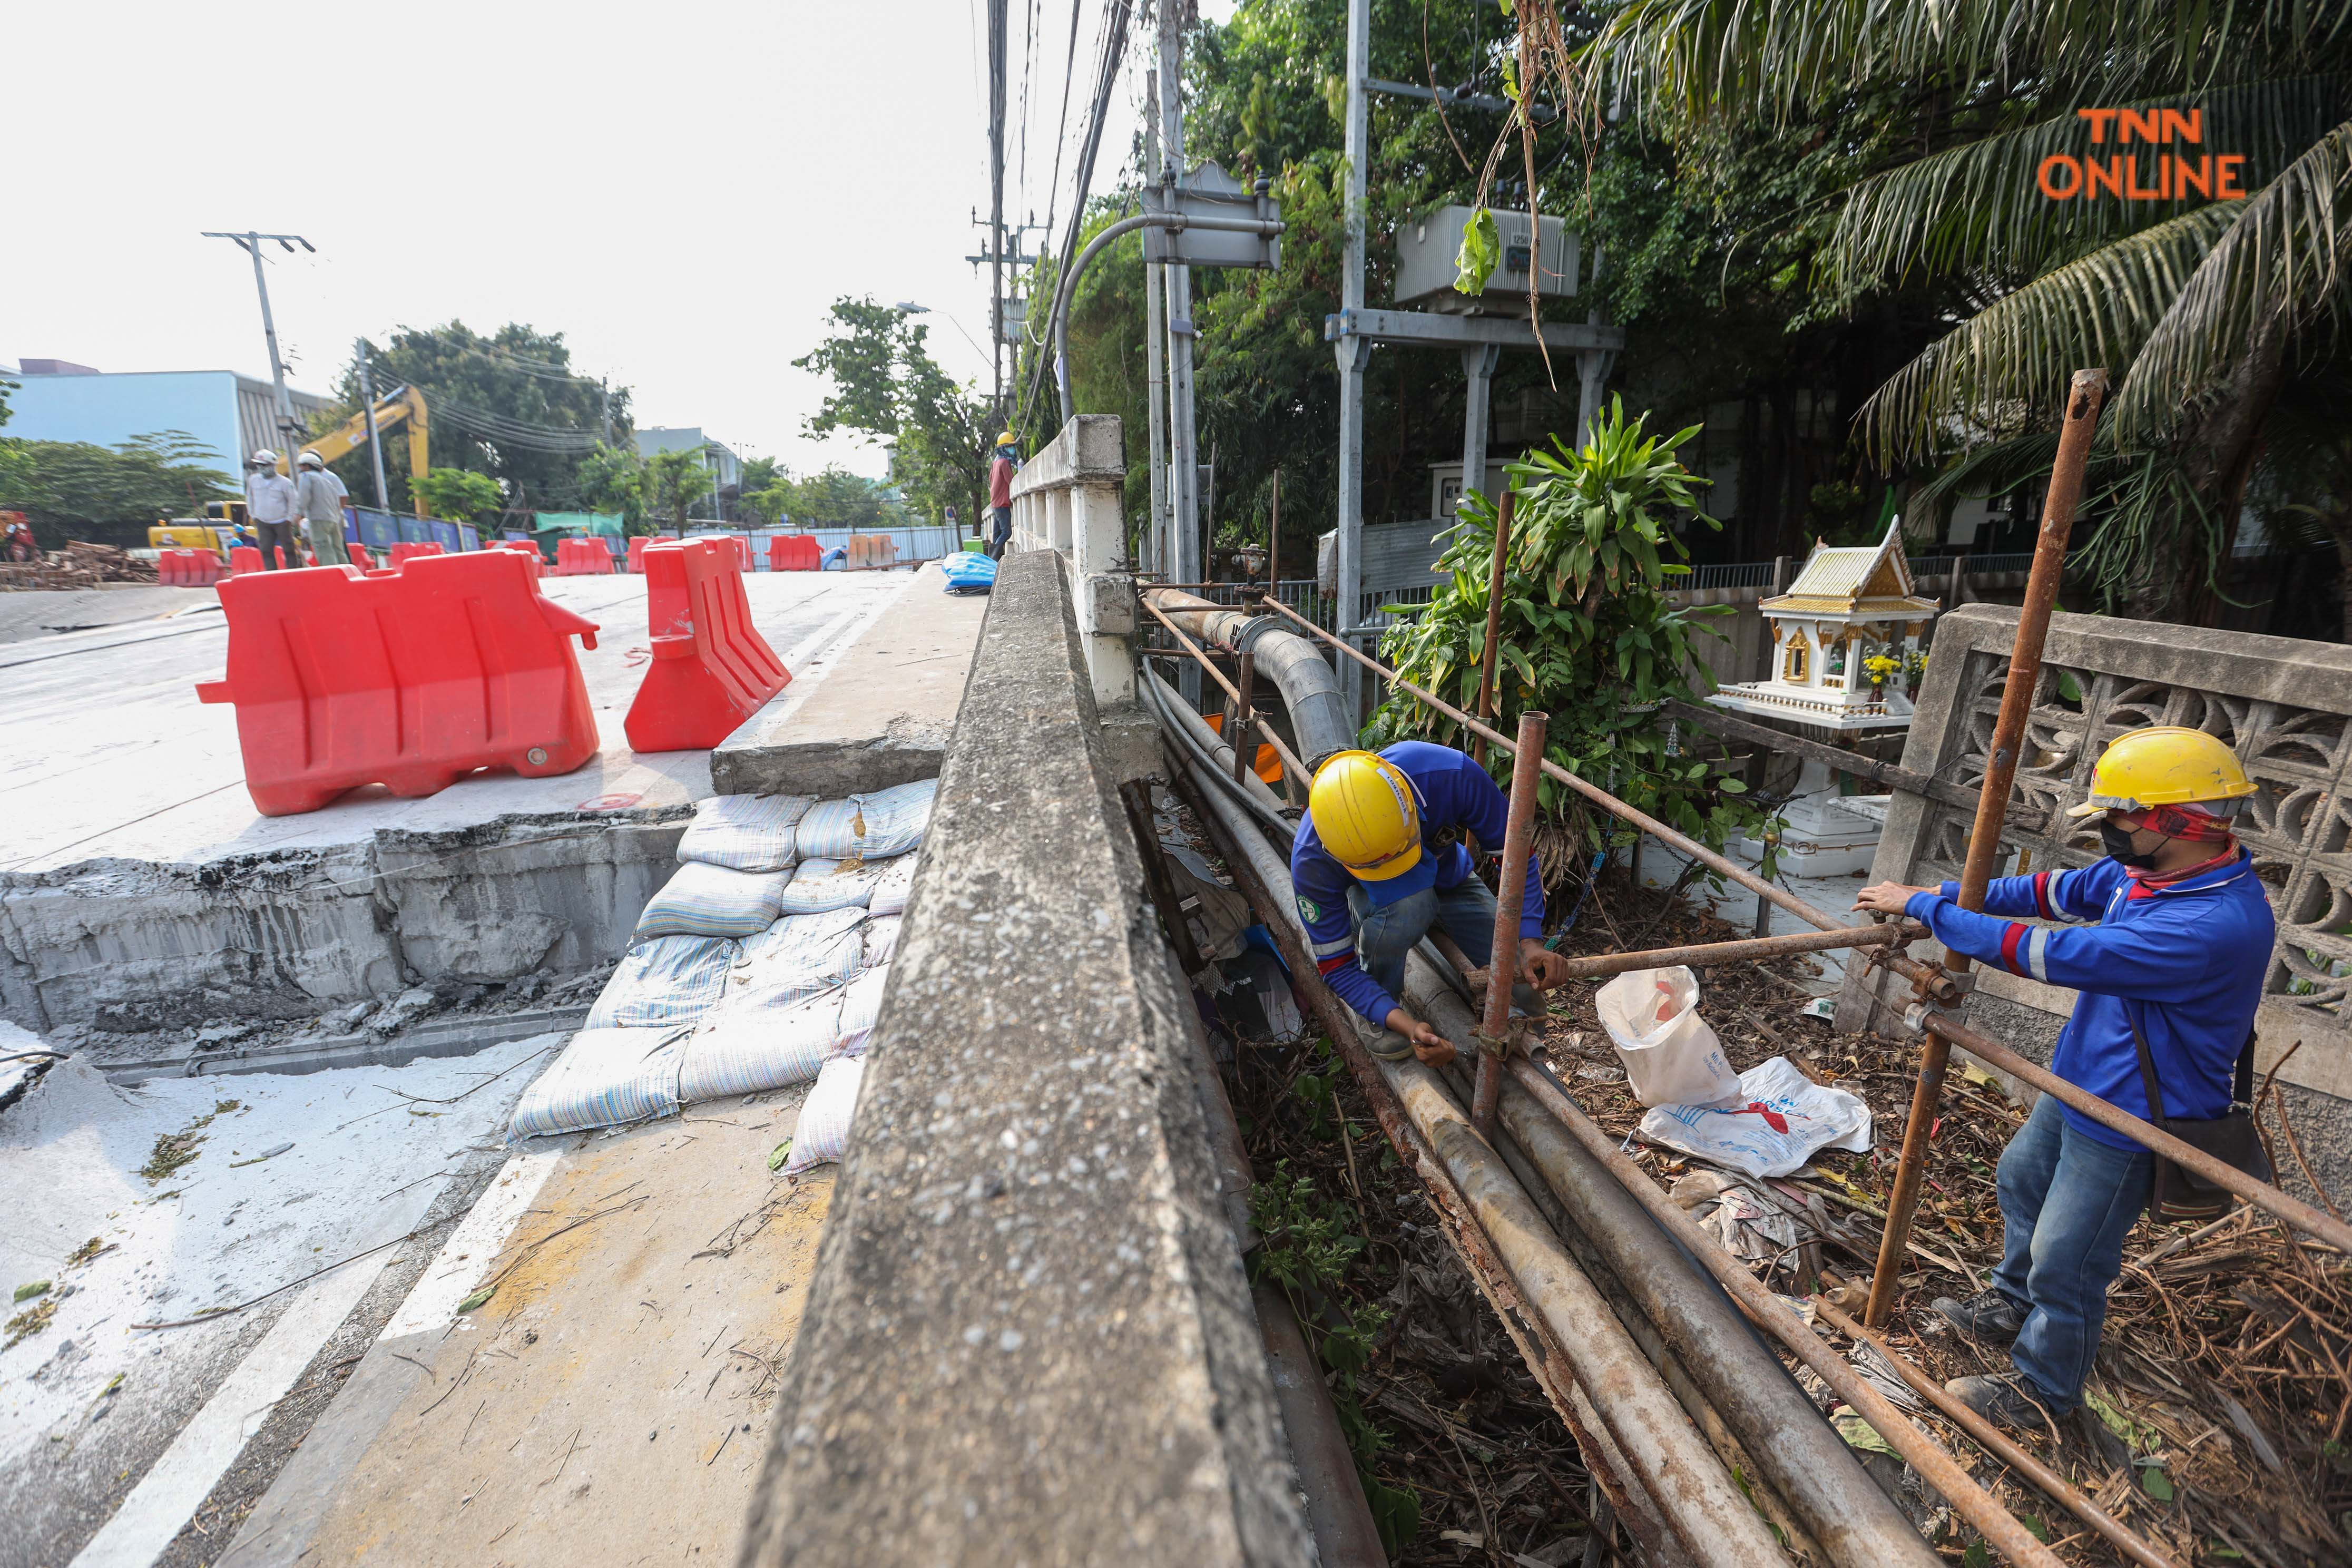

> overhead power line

[{"left": 1020, "top": 0, "right": 1136, "bottom": 427}]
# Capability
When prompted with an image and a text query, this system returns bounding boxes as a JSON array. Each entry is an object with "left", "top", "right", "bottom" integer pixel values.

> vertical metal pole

[
  {"left": 1160, "top": 12, "right": 1201, "bottom": 704},
  {"left": 1334, "top": 0, "right": 1371, "bottom": 714},
  {"left": 1268, "top": 467, "right": 1280, "bottom": 602},
  {"left": 244, "top": 234, "right": 300, "bottom": 473},
  {"left": 987, "top": 0, "right": 1010, "bottom": 420},
  {"left": 1864, "top": 368, "right": 2110, "bottom": 1327},
  {"left": 1473, "top": 489, "right": 1515, "bottom": 766},
  {"left": 1231, "top": 651, "right": 1256, "bottom": 787},
  {"left": 1142, "top": 72, "right": 1170, "bottom": 579},
  {"left": 356, "top": 344, "right": 391, "bottom": 514},
  {"left": 1475, "top": 710, "right": 1549, "bottom": 1138},
  {"left": 1461, "top": 341, "right": 1501, "bottom": 504}
]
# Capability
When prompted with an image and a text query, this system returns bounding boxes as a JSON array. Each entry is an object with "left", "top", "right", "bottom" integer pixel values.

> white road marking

[{"left": 379, "top": 1143, "right": 569, "bottom": 1340}]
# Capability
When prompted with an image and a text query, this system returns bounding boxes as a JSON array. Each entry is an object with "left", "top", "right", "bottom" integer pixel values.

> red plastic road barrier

[
  {"left": 624, "top": 538, "right": 790, "bottom": 752},
  {"left": 228, "top": 545, "right": 263, "bottom": 576},
  {"left": 554, "top": 537, "right": 616, "bottom": 576},
  {"left": 304, "top": 545, "right": 378, "bottom": 571},
  {"left": 389, "top": 541, "right": 443, "bottom": 569},
  {"left": 494, "top": 540, "right": 544, "bottom": 582},
  {"left": 194, "top": 552, "right": 602, "bottom": 817},
  {"left": 159, "top": 549, "right": 224, "bottom": 586},
  {"left": 769, "top": 534, "right": 821, "bottom": 571},
  {"left": 627, "top": 536, "right": 650, "bottom": 574},
  {"left": 727, "top": 535, "right": 753, "bottom": 572}
]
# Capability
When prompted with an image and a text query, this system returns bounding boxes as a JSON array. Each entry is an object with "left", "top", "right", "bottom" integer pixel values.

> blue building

[{"left": 1, "top": 359, "right": 335, "bottom": 472}]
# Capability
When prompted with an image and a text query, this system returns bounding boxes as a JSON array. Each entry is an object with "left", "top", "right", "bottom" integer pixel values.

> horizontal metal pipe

[
  {"left": 1397, "top": 962, "right": 1938, "bottom": 1568},
  {"left": 1550, "top": 920, "right": 1925, "bottom": 981},
  {"left": 1140, "top": 599, "right": 1313, "bottom": 787},
  {"left": 1145, "top": 587, "right": 1355, "bottom": 770},
  {"left": 1923, "top": 1013, "right": 2352, "bottom": 1255},
  {"left": 1503, "top": 1059, "right": 2065, "bottom": 1568}
]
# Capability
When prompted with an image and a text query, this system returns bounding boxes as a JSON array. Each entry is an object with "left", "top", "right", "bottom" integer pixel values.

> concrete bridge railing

[{"left": 1007, "top": 413, "right": 1134, "bottom": 711}]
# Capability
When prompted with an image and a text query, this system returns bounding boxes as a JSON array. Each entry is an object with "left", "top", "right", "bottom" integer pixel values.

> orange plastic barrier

[
  {"left": 553, "top": 538, "right": 615, "bottom": 576},
  {"left": 494, "top": 540, "right": 544, "bottom": 582},
  {"left": 389, "top": 542, "right": 443, "bottom": 568},
  {"left": 767, "top": 534, "right": 821, "bottom": 571},
  {"left": 159, "top": 548, "right": 224, "bottom": 586},
  {"left": 195, "top": 552, "right": 602, "bottom": 817},
  {"left": 623, "top": 538, "right": 790, "bottom": 752},
  {"left": 228, "top": 545, "right": 263, "bottom": 576}
]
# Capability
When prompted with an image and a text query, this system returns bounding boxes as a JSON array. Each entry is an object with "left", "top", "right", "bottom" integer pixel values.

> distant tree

[
  {"left": 572, "top": 443, "right": 648, "bottom": 530},
  {"left": 0, "top": 377, "right": 14, "bottom": 427},
  {"left": 0, "top": 430, "right": 237, "bottom": 532},
  {"left": 644, "top": 448, "right": 712, "bottom": 533},
  {"left": 410, "top": 467, "right": 504, "bottom": 523},
  {"left": 795, "top": 298, "right": 993, "bottom": 528}
]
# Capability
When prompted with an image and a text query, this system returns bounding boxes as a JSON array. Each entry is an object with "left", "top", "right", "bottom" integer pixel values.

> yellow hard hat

[
  {"left": 1309, "top": 750, "right": 1422, "bottom": 881},
  {"left": 996, "top": 430, "right": 1018, "bottom": 448},
  {"left": 2064, "top": 726, "right": 2255, "bottom": 818}
]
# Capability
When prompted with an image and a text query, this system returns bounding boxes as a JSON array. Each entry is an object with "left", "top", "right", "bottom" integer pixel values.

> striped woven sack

[
  {"left": 633, "top": 861, "right": 792, "bottom": 945},
  {"left": 734, "top": 907, "right": 866, "bottom": 978},
  {"left": 860, "top": 916, "right": 901, "bottom": 968},
  {"left": 794, "top": 779, "right": 938, "bottom": 861},
  {"left": 782, "top": 1055, "right": 865, "bottom": 1177},
  {"left": 679, "top": 989, "right": 844, "bottom": 1102},
  {"left": 508, "top": 1025, "right": 689, "bottom": 1140},
  {"left": 778, "top": 857, "right": 894, "bottom": 915},
  {"left": 830, "top": 964, "right": 890, "bottom": 1061},
  {"left": 866, "top": 852, "right": 918, "bottom": 916},
  {"left": 586, "top": 935, "right": 738, "bottom": 1030},
  {"left": 676, "top": 793, "right": 815, "bottom": 873}
]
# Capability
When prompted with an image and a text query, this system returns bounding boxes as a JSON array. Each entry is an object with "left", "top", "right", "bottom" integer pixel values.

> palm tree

[{"left": 1584, "top": 0, "right": 2352, "bottom": 623}]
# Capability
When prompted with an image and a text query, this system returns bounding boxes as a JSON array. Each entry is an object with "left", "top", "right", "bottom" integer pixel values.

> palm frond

[
  {"left": 1829, "top": 76, "right": 2352, "bottom": 291},
  {"left": 2113, "top": 117, "right": 2352, "bottom": 438},
  {"left": 1861, "top": 205, "right": 2241, "bottom": 462},
  {"left": 1598, "top": 0, "right": 2350, "bottom": 124}
]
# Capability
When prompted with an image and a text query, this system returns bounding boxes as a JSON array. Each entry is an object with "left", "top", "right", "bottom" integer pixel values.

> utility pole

[
  {"left": 1142, "top": 71, "right": 1170, "bottom": 579},
  {"left": 1158, "top": 3, "right": 1199, "bottom": 594},
  {"left": 987, "top": 0, "right": 1011, "bottom": 422},
  {"left": 599, "top": 377, "right": 613, "bottom": 445},
  {"left": 1333, "top": 0, "right": 1372, "bottom": 713},
  {"left": 355, "top": 341, "right": 391, "bottom": 513},
  {"left": 202, "top": 230, "right": 314, "bottom": 473}
]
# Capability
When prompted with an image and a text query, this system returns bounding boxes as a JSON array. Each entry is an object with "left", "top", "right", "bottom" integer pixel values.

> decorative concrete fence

[{"left": 1007, "top": 413, "right": 1135, "bottom": 711}]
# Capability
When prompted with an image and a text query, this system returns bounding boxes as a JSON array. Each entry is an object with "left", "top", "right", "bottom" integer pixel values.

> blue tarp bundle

[{"left": 942, "top": 552, "right": 996, "bottom": 594}]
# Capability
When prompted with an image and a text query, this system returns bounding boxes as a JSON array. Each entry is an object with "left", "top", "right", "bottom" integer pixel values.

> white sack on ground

[
  {"left": 1597, "top": 966, "right": 1740, "bottom": 1107},
  {"left": 680, "top": 990, "right": 843, "bottom": 1102},
  {"left": 585, "top": 935, "right": 738, "bottom": 1030},
  {"left": 675, "top": 793, "right": 815, "bottom": 872},
  {"left": 866, "top": 852, "right": 918, "bottom": 916},
  {"left": 734, "top": 907, "right": 866, "bottom": 976},
  {"left": 783, "top": 1055, "right": 865, "bottom": 1177},
  {"left": 779, "top": 857, "right": 894, "bottom": 914},
  {"left": 794, "top": 779, "right": 937, "bottom": 861},
  {"left": 509, "top": 1026, "right": 689, "bottom": 1140},
  {"left": 709, "top": 933, "right": 863, "bottom": 1026},
  {"left": 1636, "top": 1056, "right": 1874, "bottom": 1179},
  {"left": 860, "top": 916, "right": 901, "bottom": 968},
  {"left": 830, "top": 965, "right": 889, "bottom": 1061},
  {"left": 632, "top": 861, "right": 791, "bottom": 944}
]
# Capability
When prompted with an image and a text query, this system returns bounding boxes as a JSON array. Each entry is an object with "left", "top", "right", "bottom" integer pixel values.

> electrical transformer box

[{"left": 1393, "top": 204, "right": 1580, "bottom": 311}]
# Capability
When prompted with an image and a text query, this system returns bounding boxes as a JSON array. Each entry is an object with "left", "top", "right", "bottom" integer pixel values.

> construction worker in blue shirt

[
  {"left": 1293, "top": 743, "right": 1569, "bottom": 1064},
  {"left": 1854, "top": 726, "right": 2273, "bottom": 1430}
]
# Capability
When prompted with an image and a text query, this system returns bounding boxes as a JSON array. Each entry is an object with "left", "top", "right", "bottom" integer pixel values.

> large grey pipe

[{"left": 1143, "top": 588, "right": 1355, "bottom": 769}]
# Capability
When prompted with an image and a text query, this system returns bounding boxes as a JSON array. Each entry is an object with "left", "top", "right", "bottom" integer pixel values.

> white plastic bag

[
  {"left": 676, "top": 793, "right": 813, "bottom": 873},
  {"left": 1596, "top": 966, "right": 1740, "bottom": 1107},
  {"left": 782, "top": 1055, "right": 865, "bottom": 1177},
  {"left": 1636, "top": 1056, "right": 1874, "bottom": 1179}
]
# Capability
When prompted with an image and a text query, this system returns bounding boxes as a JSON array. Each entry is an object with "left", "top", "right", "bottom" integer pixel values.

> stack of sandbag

[{"left": 508, "top": 782, "right": 937, "bottom": 1158}]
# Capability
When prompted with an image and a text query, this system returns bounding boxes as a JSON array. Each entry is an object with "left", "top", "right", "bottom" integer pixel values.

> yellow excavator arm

[{"left": 290, "top": 387, "right": 432, "bottom": 518}]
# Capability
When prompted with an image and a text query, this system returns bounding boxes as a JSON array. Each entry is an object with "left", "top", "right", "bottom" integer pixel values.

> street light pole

[
  {"left": 355, "top": 341, "right": 391, "bottom": 512},
  {"left": 202, "top": 231, "right": 313, "bottom": 472}
]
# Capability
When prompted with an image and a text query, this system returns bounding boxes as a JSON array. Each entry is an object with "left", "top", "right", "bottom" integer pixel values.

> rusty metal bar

[
  {"left": 1504, "top": 1058, "right": 2066, "bottom": 1568},
  {"left": 1473, "top": 489, "right": 1515, "bottom": 766},
  {"left": 1253, "top": 592, "right": 1958, "bottom": 1003},
  {"left": 1550, "top": 920, "right": 1924, "bottom": 981},
  {"left": 1139, "top": 596, "right": 1313, "bottom": 788},
  {"left": 1811, "top": 1297, "right": 2184, "bottom": 1568},
  {"left": 1475, "top": 709, "right": 1546, "bottom": 1138},
  {"left": 1926, "top": 1013, "right": 2352, "bottom": 1255},
  {"left": 1230, "top": 650, "right": 1256, "bottom": 788},
  {"left": 1865, "top": 368, "right": 2108, "bottom": 1327}
]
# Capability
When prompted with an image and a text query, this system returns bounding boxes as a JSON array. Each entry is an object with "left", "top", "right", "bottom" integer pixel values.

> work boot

[
  {"left": 1355, "top": 1015, "right": 1413, "bottom": 1062},
  {"left": 1930, "top": 1288, "right": 2027, "bottom": 1346},
  {"left": 1945, "top": 1371, "right": 2057, "bottom": 1433}
]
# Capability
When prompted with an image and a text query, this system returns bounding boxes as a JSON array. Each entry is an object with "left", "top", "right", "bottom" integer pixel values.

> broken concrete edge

[
  {"left": 737, "top": 550, "right": 1314, "bottom": 1566},
  {"left": 0, "top": 807, "right": 689, "bottom": 1035},
  {"left": 98, "top": 1004, "right": 593, "bottom": 1086}
]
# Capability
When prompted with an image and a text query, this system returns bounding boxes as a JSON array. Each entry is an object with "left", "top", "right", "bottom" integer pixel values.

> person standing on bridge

[
  {"left": 295, "top": 450, "right": 350, "bottom": 568},
  {"left": 986, "top": 431, "right": 1018, "bottom": 561},
  {"left": 245, "top": 451, "right": 301, "bottom": 570},
  {"left": 1854, "top": 726, "right": 2273, "bottom": 1432},
  {"left": 1293, "top": 743, "right": 1569, "bottom": 1064}
]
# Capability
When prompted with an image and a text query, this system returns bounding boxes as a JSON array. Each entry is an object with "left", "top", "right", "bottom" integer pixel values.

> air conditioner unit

[{"left": 1395, "top": 204, "right": 1580, "bottom": 312}]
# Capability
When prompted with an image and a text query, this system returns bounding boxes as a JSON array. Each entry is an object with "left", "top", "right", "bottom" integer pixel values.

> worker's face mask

[{"left": 2099, "top": 813, "right": 2162, "bottom": 869}]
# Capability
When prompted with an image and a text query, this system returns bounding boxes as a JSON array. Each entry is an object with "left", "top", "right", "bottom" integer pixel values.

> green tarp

[{"left": 533, "top": 512, "right": 626, "bottom": 537}]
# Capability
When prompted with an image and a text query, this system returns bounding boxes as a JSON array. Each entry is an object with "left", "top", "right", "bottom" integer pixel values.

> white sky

[{"left": 1, "top": 1, "right": 1231, "bottom": 480}]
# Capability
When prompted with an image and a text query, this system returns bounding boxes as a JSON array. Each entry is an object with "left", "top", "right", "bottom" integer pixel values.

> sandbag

[
  {"left": 1637, "top": 1056, "right": 1875, "bottom": 1179},
  {"left": 778, "top": 856, "right": 894, "bottom": 914},
  {"left": 679, "top": 989, "right": 842, "bottom": 1102},
  {"left": 867, "top": 852, "right": 918, "bottom": 916},
  {"left": 710, "top": 932, "right": 864, "bottom": 1024},
  {"left": 795, "top": 779, "right": 937, "bottom": 861},
  {"left": 734, "top": 907, "right": 867, "bottom": 979},
  {"left": 1597, "top": 966, "right": 1740, "bottom": 1107},
  {"left": 633, "top": 861, "right": 790, "bottom": 944},
  {"left": 585, "top": 935, "right": 737, "bottom": 1030},
  {"left": 509, "top": 1025, "right": 688, "bottom": 1140},
  {"left": 860, "top": 915, "right": 901, "bottom": 968},
  {"left": 676, "top": 793, "right": 814, "bottom": 872},
  {"left": 783, "top": 1055, "right": 865, "bottom": 1177},
  {"left": 831, "top": 964, "right": 889, "bottom": 1060}
]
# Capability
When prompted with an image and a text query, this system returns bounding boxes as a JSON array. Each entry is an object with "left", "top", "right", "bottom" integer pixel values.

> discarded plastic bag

[
  {"left": 633, "top": 861, "right": 791, "bottom": 944},
  {"left": 1636, "top": 1056, "right": 1874, "bottom": 1179},
  {"left": 680, "top": 989, "right": 842, "bottom": 1101},
  {"left": 783, "top": 1055, "right": 865, "bottom": 1177},
  {"left": 676, "top": 793, "right": 814, "bottom": 873},
  {"left": 1596, "top": 966, "right": 1740, "bottom": 1107},
  {"left": 795, "top": 780, "right": 937, "bottom": 861}
]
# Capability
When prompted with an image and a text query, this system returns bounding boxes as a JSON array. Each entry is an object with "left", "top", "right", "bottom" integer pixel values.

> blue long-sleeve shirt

[
  {"left": 1291, "top": 741, "right": 1544, "bottom": 1025},
  {"left": 1904, "top": 851, "right": 2272, "bottom": 1150}
]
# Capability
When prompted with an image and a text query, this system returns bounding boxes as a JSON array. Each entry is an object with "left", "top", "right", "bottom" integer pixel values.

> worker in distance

[
  {"left": 295, "top": 450, "right": 350, "bottom": 568},
  {"left": 1293, "top": 743, "right": 1569, "bottom": 1063},
  {"left": 1855, "top": 727, "right": 2274, "bottom": 1431}
]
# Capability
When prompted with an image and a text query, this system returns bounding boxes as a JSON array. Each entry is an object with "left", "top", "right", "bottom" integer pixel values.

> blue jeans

[
  {"left": 1346, "top": 878, "right": 1500, "bottom": 1013},
  {"left": 1991, "top": 1093, "right": 2153, "bottom": 1409}
]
